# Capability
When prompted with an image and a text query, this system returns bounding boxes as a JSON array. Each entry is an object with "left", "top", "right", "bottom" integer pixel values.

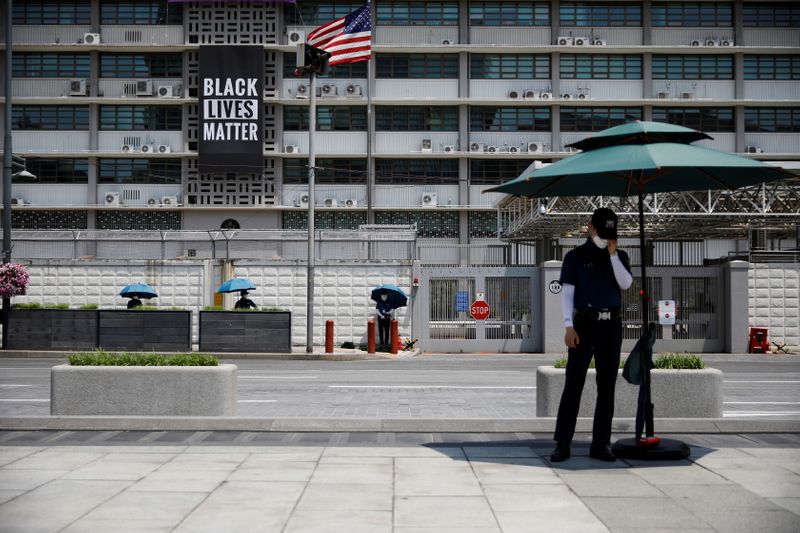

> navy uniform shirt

[{"left": 559, "top": 240, "right": 632, "bottom": 310}]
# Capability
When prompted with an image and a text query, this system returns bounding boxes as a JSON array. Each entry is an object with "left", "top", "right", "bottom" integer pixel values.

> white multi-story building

[{"left": 1, "top": 0, "right": 798, "bottom": 250}]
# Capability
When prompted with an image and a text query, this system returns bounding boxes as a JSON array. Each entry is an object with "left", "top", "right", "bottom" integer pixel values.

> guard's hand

[
  {"left": 564, "top": 327, "right": 580, "bottom": 349},
  {"left": 607, "top": 239, "right": 617, "bottom": 255}
]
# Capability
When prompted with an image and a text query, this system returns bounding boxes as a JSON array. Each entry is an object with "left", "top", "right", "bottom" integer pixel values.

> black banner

[{"left": 199, "top": 46, "right": 263, "bottom": 174}]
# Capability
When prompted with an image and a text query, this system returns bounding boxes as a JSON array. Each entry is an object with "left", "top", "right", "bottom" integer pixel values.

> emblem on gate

[{"left": 549, "top": 280, "right": 562, "bottom": 294}]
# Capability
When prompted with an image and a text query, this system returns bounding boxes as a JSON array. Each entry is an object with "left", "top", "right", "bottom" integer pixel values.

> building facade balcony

[
  {"left": 98, "top": 26, "right": 184, "bottom": 46},
  {"left": 12, "top": 78, "right": 87, "bottom": 99},
  {"left": 743, "top": 134, "right": 800, "bottom": 155},
  {"left": 96, "top": 184, "right": 184, "bottom": 207},
  {"left": 375, "top": 132, "right": 459, "bottom": 155},
  {"left": 469, "top": 132, "right": 552, "bottom": 154},
  {"left": 12, "top": 131, "right": 90, "bottom": 153},
  {"left": 373, "top": 184, "right": 459, "bottom": 208},
  {"left": 469, "top": 27, "right": 550, "bottom": 46},
  {"left": 375, "top": 79, "right": 459, "bottom": 100},
  {"left": 742, "top": 28, "right": 800, "bottom": 47},
  {"left": 281, "top": 78, "right": 368, "bottom": 100},
  {"left": 11, "top": 184, "right": 88, "bottom": 207},
  {"left": 651, "top": 28, "right": 735, "bottom": 47},
  {"left": 559, "top": 80, "right": 643, "bottom": 100},
  {"left": 469, "top": 81, "right": 554, "bottom": 100},
  {"left": 281, "top": 185, "right": 367, "bottom": 208},
  {"left": 12, "top": 25, "right": 92, "bottom": 45},
  {"left": 743, "top": 81, "right": 799, "bottom": 101},
  {"left": 649, "top": 80, "right": 735, "bottom": 100},
  {"left": 98, "top": 132, "right": 183, "bottom": 154},
  {"left": 98, "top": 79, "right": 184, "bottom": 99},
  {"left": 375, "top": 26, "right": 459, "bottom": 46},
  {"left": 282, "top": 132, "right": 368, "bottom": 155},
  {"left": 557, "top": 27, "right": 643, "bottom": 46}
]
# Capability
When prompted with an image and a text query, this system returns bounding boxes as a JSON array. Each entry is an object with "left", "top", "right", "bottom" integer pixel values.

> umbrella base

[{"left": 612, "top": 437, "right": 690, "bottom": 461}]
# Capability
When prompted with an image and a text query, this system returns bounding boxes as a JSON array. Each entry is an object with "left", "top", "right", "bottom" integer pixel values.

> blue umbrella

[
  {"left": 370, "top": 284, "right": 408, "bottom": 309},
  {"left": 119, "top": 283, "right": 157, "bottom": 299},
  {"left": 217, "top": 278, "right": 257, "bottom": 294}
]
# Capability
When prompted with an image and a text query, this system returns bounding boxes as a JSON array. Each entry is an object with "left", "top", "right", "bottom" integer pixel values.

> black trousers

[
  {"left": 378, "top": 317, "right": 391, "bottom": 346},
  {"left": 554, "top": 318, "right": 622, "bottom": 447}
]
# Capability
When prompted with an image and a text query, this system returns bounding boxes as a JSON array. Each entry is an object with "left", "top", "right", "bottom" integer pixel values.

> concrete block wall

[
  {"left": 233, "top": 262, "right": 412, "bottom": 346},
  {"left": 11, "top": 259, "right": 411, "bottom": 349},
  {"left": 749, "top": 263, "right": 800, "bottom": 350},
  {"left": 14, "top": 260, "right": 207, "bottom": 344}
]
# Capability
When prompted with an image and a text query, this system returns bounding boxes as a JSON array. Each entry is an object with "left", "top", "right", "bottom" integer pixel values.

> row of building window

[
  {"left": 12, "top": 1, "right": 800, "bottom": 29},
  {"left": 286, "top": 1, "right": 800, "bottom": 28},
  {"left": 282, "top": 106, "right": 800, "bottom": 133},
  {"left": 13, "top": 159, "right": 182, "bottom": 184},
  {"left": 12, "top": 106, "right": 183, "bottom": 131},
  {"left": 13, "top": 1, "right": 182, "bottom": 25},
  {"left": 13, "top": 104, "right": 799, "bottom": 134},
  {"left": 9, "top": 208, "right": 496, "bottom": 238},
  {"left": 14, "top": 52, "right": 798, "bottom": 81}
]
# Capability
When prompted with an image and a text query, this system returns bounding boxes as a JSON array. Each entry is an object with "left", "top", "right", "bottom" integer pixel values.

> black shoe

[
  {"left": 589, "top": 445, "right": 616, "bottom": 462},
  {"left": 550, "top": 443, "right": 570, "bottom": 462}
]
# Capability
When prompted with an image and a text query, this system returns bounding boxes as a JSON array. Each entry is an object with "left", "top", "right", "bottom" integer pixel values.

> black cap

[{"left": 591, "top": 208, "right": 618, "bottom": 239}]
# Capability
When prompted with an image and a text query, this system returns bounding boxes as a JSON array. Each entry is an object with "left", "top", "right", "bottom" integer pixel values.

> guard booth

[{"left": 415, "top": 266, "right": 540, "bottom": 352}]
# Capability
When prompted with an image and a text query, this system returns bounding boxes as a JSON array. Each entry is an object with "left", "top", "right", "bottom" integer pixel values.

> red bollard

[
  {"left": 390, "top": 319, "right": 399, "bottom": 355},
  {"left": 367, "top": 320, "right": 376, "bottom": 354},
  {"left": 325, "top": 320, "right": 334, "bottom": 353}
]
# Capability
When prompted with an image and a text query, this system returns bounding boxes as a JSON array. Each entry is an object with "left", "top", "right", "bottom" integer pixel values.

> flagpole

[{"left": 306, "top": 72, "right": 317, "bottom": 354}]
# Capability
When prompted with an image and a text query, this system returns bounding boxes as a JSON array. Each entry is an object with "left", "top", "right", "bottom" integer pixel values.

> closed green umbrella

[{"left": 485, "top": 121, "right": 794, "bottom": 458}]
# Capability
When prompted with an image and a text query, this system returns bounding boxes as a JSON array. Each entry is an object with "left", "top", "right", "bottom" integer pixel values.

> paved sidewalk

[{"left": 0, "top": 432, "right": 798, "bottom": 532}]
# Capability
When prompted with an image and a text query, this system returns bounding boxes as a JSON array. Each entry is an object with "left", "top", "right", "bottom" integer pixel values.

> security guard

[{"left": 550, "top": 208, "right": 633, "bottom": 462}]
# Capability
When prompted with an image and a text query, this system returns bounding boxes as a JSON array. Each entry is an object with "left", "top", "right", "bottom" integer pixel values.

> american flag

[{"left": 306, "top": 4, "right": 371, "bottom": 66}]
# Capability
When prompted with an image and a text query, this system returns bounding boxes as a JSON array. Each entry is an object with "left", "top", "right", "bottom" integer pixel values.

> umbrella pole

[
  {"left": 614, "top": 187, "right": 689, "bottom": 460},
  {"left": 637, "top": 186, "right": 655, "bottom": 439}
]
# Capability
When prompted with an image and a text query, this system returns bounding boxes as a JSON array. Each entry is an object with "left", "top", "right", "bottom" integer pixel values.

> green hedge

[
  {"left": 553, "top": 353, "right": 705, "bottom": 370},
  {"left": 68, "top": 351, "right": 218, "bottom": 366},
  {"left": 202, "top": 305, "right": 288, "bottom": 312}
]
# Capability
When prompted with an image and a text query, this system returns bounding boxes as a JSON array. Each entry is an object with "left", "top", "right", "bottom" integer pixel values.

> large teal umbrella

[{"left": 486, "top": 121, "right": 794, "bottom": 458}]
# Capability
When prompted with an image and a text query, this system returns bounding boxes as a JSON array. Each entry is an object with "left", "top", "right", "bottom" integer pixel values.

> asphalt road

[{"left": 1, "top": 354, "right": 798, "bottom": 419}]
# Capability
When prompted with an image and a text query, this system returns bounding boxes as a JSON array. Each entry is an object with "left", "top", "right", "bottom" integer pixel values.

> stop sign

[{"left": 470, "top": 299, "right": 490, "bottom": 320}]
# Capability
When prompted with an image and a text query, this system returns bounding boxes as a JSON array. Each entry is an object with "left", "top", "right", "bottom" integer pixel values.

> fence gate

[
  {"left": 416, "top": 266, "right": 540, "bottom": 352},
  {"left": 620, "top": 266, "right": 725, "bottom": 353}
]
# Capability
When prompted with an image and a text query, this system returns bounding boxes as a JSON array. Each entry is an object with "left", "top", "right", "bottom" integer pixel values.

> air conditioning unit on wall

[
  {"left": 470, "top": 142, "right": 484, "bottom": 153},
  {"left": 528, "top": 142, "right": 544, "bottom": 153},
  {"left": 421, "top": 139, "right": 433, "bottom": 152},
  {"left": 136, "top": 80, "right": 153, "bottom": 96},
  {"left": 156, "top": 85, "right": 175, "bottom": 98},
  {"left": 324, "top": 198, "right": 338, "bottom": 207},
  {"left": 345, "top": 84, "right": 362, "bottom": 97},
  {"left": 295, "top": 84, "right": 310, "bottom": 98},
  {"left": 69, "top": 79, "right": 87, "bottom": 96},
  {"left": 11, "top": 197, "right": 25, "bottom": 206},
  {"left": 344, "top": 199, "right": 358, "bottom": 207},
  {"left": 105, "top": 192, "right": 120, "bottom": 207},
  {"left": 288, "top": 30, "right": 306, "bottom": 45},
  {"left": 285, "top": 145, "right": 300, "bottom": 154},
  {"left": 139, "top": 144, "right": 155, "bottom": 154},
  {"left": 747, "top": 146, "right": 764, "bottom": 154},
  {"left": 83, "top": 33, "right": 101, "bottom": 44},
  {"left": 443, "top": 145, "right": 456, "bottom": 153},
  {"left": 161, "top": 196, "right": 178, "bottom": 206},
  {"left": 298, "top": 194, "right": 310, "bottom": 208},
  {"left": 557, "top": 36, "right": 574, "bottom": 46},
  {"left": 421, "top": 193, "right": 438, "bottom": 207}
]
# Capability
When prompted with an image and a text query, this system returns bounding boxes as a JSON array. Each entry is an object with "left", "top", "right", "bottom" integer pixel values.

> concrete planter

[
  {"left": 98, "top": 310, "right": 191, "bottom": 352},
  {"left": 199, "top": 311, "right": 291, "bottom": 353},
  {"left": 51, "top": 364, "right": 237, "bottom": 416},
  {"left": 536, "top": 366, "right": 723, "bottom": 418},
  {"left": 8, "top": 309, "right": 98, "bottom": 350}
]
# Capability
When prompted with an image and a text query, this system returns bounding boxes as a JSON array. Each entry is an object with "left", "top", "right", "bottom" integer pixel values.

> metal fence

[{"left": 9, "top": 228, "right": 418, "bottom": 262}]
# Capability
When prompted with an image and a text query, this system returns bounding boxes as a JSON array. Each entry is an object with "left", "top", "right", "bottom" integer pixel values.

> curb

[
  {"left": 0, "top": 350, "right": 417, "bottom": 361},
  {"left": 2, "top": 417, "right": 798, "bottom": 433}
]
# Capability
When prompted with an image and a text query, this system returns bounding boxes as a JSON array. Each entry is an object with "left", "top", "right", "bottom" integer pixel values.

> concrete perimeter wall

[
  {"left": 749, "top": 263, "right": 800, "bottom": 350},
  {"left": 12, "top": 260, "right": 412, "bottom": 347}
]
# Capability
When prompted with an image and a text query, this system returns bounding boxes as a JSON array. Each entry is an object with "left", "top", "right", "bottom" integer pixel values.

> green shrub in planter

[
  {"left": 553, "top": 354, "right": 705, "bottom": 370},
  {"left": 79, "top": 304, "right": 98, "bottom": 310},
  {"left": 68, "top": 350, "right": 218, "bottom": 366},
  {"left": 44, "top": 303, "right": 70, "bottom": 309},
  {"left": 654, "top": 353, "right": 705, "bottom": 369},
  {"left": 12, "top": 302, "right": 42, "bottom": 309},
  {"left": 203, "top": 305, "right": 225, "bottom": 311}
]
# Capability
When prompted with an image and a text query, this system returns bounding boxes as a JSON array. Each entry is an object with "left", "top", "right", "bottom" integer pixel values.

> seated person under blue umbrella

[
  {"left": 234, "top": 290, "right": 257, "bottom": 310},
  {"left": 126, "top": 297, "right": 142, "bottom": 309}
]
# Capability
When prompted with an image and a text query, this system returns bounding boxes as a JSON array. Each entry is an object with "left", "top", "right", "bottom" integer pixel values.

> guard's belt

[{"left": 580, "top": 308, "right": 621, "bottom": 321}]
